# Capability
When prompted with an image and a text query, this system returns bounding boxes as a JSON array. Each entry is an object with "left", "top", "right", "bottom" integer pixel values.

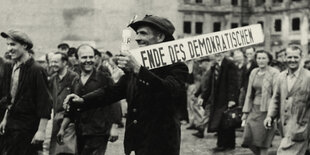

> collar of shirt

[
  {"left": 13, "top": 56, "right": 31, "bottom": 71},
  {"left": 286, "top": 67, "right": 301, "bottom": 78},
  {"left": 58, "top": 68, "right": 68, "bottom": 81}
]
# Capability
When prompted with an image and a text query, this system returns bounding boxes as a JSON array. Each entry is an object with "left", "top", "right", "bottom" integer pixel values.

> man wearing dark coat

[
  {"left": 64, "top": 15, "right": 189, "bottom": 155},
  {"left": 49, "top": 52, "right": 79, "bottom": 155},
  {"left": 57, "top": 44, "right": 115, "bottom": 155},
  {"left": 0, "top": 30, "right": 52, "bottom": 155},
  {"left": 203, "top": 52, "right": 239, "bottom": 152}
]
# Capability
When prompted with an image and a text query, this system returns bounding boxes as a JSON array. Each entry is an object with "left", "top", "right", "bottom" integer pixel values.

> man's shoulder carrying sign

[{"left": 130, "top": 24, "right": 264, "bottom": 70}]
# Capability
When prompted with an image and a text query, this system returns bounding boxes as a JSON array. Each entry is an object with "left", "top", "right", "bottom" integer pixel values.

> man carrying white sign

[{"left": 64, "top": 15, "right": 189, "bottom": 155}]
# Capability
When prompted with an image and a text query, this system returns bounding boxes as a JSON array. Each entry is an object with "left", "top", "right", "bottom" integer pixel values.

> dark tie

[{"left": 214, "top": 62, "right": 220, "bottom": 80}]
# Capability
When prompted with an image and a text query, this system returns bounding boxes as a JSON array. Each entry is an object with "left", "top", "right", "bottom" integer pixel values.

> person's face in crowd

[
  {"left": 245, "top": 47, "right": 255, "bottom": 62},
  {"left": 214, "top": 53, "right": 224, "bottom": 63},
  {"left": 78, "top": 46, "right": 95, "bottom": 73},
  {"left": 47, "top": 53, "right": 55, "bottom": 66},
  {"left": 286, "top": 48, "right": 302, "bottom": 71},
  {"left": 233, "top": 50, "right": 244, "bottom": 66},
  {"left": 50, "top": 54, "right": 67, "bottom": 74},
  {"left": 94, "top": 55, "right": 102, "bottom": 67},
  {"left": 304, "top": 62, "right": 310, "bottom": 70},
  {"left": 135, "top": 26, "right": 163, "bottom": 47},
  {"left": 68, "top": 55, "right": 77, "bottom": 65},
  {"left": 277, "top": 51, "right": 286, "bottom": 63},
  {"left": 256, "top": 52, "right": 269, "bottom": 69},
  {"left": 37, "top": 61, "right": 48, "bottom": 70},
  {"left": 6, "top": 38, "right": 27, "bottom": 61}
]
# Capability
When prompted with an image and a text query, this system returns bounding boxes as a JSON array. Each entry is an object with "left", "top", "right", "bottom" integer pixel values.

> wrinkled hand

[
  {"left": 0, "top": 120, "right": 7, "bottom": 135},
  {"left": 109, "top": 124, "right": 119, "bottom": 143},
  {"left": 63, "top": 94, "right": 84, "bottom": 109},
  {"left": 264, "top": 116, "right": 273, "bottom": 130},
  {"left": 31, "top": 130, "right": 45, "bottom": 145},
  {"left": 56, "top": 129, "right": 65, "bottom": 145},
  {"left": 116, "top": 51, "right": 141, "bottom": 73},
  {"left": 228, "top": 101, "right": 236, "bottom": 108}
]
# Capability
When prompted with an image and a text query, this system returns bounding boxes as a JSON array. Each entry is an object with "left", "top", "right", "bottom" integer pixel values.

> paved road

[{"left": 105, "top": 124, "right": 281, "bottom": 155}]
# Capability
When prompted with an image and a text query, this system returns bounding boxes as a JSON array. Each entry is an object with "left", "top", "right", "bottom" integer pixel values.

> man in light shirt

[{"left": 264, "top": 45, "right": 310, "bottom": 155}]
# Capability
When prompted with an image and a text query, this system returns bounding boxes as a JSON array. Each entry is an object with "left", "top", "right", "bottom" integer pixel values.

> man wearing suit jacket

[{"left": 264, "top": 45, "right": 310, "bottom": 155}]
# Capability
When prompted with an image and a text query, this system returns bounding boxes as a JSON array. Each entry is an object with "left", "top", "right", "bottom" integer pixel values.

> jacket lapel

[{"left": 57, "top": 71, "right": 71, "bottom": 96}]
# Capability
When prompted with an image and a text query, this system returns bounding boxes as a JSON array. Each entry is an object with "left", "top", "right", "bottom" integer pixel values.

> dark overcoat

[
  {"left": 203, "top": 58, "right": 239, "bottom": 132},
  {"left": 82, "top": 62, "right": 189, "bottom": 155}
]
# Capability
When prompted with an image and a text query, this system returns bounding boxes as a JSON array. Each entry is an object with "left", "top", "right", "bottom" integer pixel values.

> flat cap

[
  {"left": 129, "top": 15, "right": 175, "bottom": 41},
  {"left": 1, "top": 29, "right": 33, "bottom": 50},
  {"left": 57, "top": 43, "right": 70, "bottom": 49}
]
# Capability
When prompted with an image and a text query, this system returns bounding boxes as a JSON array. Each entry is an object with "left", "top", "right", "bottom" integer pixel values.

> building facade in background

[
  {"left": 0, "top": 0, "right": 181, "bottom": 58},
  {"left": 179, "top": 0, "right": 310, "bottom": 56}
]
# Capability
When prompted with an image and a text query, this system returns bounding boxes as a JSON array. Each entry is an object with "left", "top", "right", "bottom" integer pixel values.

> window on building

[
  {"left": 258, "top": 21, "right": 264, "bottom": 29},
  {"left": 231, "top": 23, "right": 238, "bottom": 28},
  {"left": 231, "top": 0, "right": 238, "bottom": 5},
  {"left": 274, "top": 19, "right": 282, "bottom": 32},
  {"left": 242, "top": 23, "right": 249, "bottom": 26},
  {"left": 214, "top": 0, "right": 220, "bottom": 5},
  {"left": 195, "top": 22, "right": 203, "bottom": 34},
  {"left": 292, "top": 18, "right": 300, "bottom": 31},
  {"left": 184, "top": 21, "right": 191, "bottom": 34},
  {"left": 256, "top": 0, "right": 265, "bottom": 6},
  {"left": 213, "top": 22, "right": 221, "bottom": 32},
  {"left": 196, "top": 0, "right": 203, "bottom": 3}
]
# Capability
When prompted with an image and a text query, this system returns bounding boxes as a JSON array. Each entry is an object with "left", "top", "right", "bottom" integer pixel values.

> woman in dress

[{"left": 241, "top": 50, "right": 279, "bottom": 155}]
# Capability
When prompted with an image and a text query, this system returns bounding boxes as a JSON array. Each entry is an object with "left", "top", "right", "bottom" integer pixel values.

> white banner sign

[{"left": 130, "top": 24, "right": 264, "bottom": 69}]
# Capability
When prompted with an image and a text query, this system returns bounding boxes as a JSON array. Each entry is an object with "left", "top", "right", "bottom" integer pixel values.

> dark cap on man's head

[
  {"left": 129, "top": 15, "right": 175, "bottom": 41},
  {"left": 1, "top": 29, "right": 33, "bottom": 50},
  {"left": 58, "top": 43, "right": 70, "bottom": 49}
]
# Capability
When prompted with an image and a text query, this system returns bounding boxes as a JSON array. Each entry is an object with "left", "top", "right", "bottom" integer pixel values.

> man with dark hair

[
  {"left": 94, "top": 48, "right": 111, "bottom": 76},
  {"left": 0, "top": 29, "right": 52, "bottom": 155},
  {"left": 49, "top": 52, "right": 79, "bottom": 155},
  {"left": 57, "top": 44, "right": 115, "bottom": 155},
  {"left": 58, "top": 43, "right": 70, "bottom": 54},
  {"left": 67, "top": 47, "right": 79, "bottom": 73},
  {"left": 275, "top": 49, "right": 287, "bottom": 71},
  {"left": 64, "top": 15, "right": 189, "bottom": 155}
]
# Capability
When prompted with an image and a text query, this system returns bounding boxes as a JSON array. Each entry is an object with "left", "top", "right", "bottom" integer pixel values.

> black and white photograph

[{"left": 0, "top": 0, "right": 309, "bottom": 155}]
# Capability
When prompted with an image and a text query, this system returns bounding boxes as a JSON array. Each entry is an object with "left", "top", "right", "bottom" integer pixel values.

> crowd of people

[
  {"left": 0, "top": 14, "right": 309, "bottom": 155},
  {"left": 186, "top": 43, "right": 310, "bottom": 155}
]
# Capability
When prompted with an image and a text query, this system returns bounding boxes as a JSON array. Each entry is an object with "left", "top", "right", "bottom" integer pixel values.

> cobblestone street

[{"left": 105, "top": 124, "right": 281, "bottom": 155}]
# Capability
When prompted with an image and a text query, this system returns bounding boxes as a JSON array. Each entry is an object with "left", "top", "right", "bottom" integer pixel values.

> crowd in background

[{"left": 185, "top": 45, "right": 310, "bottom": 155}]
